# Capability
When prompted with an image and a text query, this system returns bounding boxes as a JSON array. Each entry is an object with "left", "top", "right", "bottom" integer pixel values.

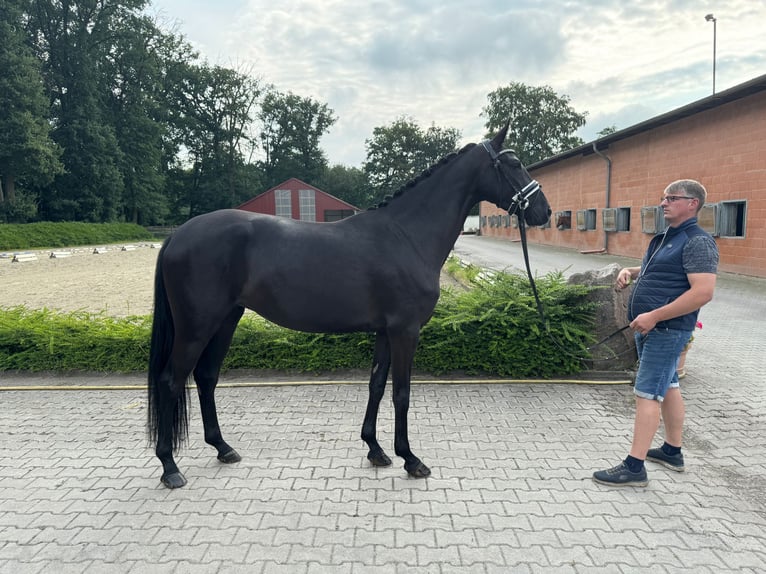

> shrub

[
  {"left": 418, "top": 271, "right": 595, "bottom": 376},
  {"left": 0, "top": 270, "right": 595, "bottom": 377}
]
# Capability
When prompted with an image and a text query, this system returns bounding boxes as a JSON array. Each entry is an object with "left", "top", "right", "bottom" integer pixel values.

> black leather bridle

[{"left": 481, "top": 141, "right": 541, "bottom": 214}]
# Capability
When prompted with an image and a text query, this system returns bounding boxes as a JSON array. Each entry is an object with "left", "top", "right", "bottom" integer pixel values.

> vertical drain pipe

[{"left": 592, "top": 142, "right": 612, "bottom": 253}]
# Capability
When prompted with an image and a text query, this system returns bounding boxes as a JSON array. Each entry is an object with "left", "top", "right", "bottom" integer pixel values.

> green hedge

[
  {"left": 0, "top": 271, "right": 596, "bottom": 377},
  {"left": 0, "top": 222, "right": 155, "bottom": 251}
]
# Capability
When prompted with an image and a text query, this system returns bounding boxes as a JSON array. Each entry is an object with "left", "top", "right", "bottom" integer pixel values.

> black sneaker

[
  {"left": 646, "top": 447, "right": 685, "bottom": 472},
  {"left": 592, "top": 462, "right": 648, "bottom": 487}
]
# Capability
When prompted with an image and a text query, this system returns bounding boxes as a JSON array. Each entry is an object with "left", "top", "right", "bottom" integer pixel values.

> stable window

[
  {"left": 576, "top": 209, "right": 596, "bottom": 231},
  {"left": 555, "top": 211, "right": 571, "bottom": 230},
  {"left": 602, "top": 208, "right": 617, "bottom": 232},
  {"left": 616, "top": 207, "right": 631, "bottom": 231},
  {"left": 718, "top": 200, "right": 747, "bottom": 238},
  {"left": 275, "top": 189, "right": 292, "bottom": 218},
  {"left": 641, "top": 206, "right": 666, "bottom": 234},
  {"left": 698, "top": 203, "right": 718, "bottom": 236}
]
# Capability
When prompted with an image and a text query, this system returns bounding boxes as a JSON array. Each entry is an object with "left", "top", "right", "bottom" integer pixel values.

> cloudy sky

[{"left": 147, "top": 0, "right": 766, "bottom": 167}]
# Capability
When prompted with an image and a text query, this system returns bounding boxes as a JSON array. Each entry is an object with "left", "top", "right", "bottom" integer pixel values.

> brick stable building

[
  {"left": 237, "top": 178, "right": 359, "bottom": 222},
  {"left": 480, "top": 74, "right": 766, "bottom": 278}
]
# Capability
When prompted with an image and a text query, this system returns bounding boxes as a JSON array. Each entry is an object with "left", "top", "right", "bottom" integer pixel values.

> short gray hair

[{"left": 664, "top": 179, "right": 707, "bottom": 212}]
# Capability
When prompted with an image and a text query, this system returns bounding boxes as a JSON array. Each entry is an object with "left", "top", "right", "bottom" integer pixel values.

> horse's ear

[{"left": 490, "top": 121, "right": 510, "bottom": 151}]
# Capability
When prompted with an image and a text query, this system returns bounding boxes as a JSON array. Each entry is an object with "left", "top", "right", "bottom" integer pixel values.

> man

[{"left": 593, "top": 179, "right": 719, "bottom": 487}]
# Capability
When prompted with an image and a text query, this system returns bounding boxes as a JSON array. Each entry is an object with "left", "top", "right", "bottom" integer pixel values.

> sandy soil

[
  {"left": 0, "top": 243, "right": 160, "bottom": 317},
  {"left": 1, "top": 242, "right": 463, "bottom": 317}
]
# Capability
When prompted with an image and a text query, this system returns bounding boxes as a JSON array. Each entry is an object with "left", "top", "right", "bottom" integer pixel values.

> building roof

[
  {"left": 236, "top": 177, "right": 360, "bottom": 211},
  {"left": 529, "top": 73, "right": 766, "bottom": 170}
]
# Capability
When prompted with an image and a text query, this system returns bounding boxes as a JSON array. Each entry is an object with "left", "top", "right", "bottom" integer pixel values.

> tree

[
  {"left": 104, "top": 11, "right": 175, "bottom": 224},
  {"left": 171, "top": 62, "right": 264, "bottom": 217},
  {"left": 363, "top": 117, "right": 461, "bottom": 202},
  {"left": 316, "top": 165, "right": 372, "bottom": 210},
  {"left": 258, "top": 90, "right": 336, "bottom": 188},
  {"left": 27, "top": 0, "right": 150, "bottom": 221},
  {"left": 0, "top": 0, "right": 62, "bottom": 221},
  {"left": 482, "top": 82, "right": 587, "bottom": 164}
]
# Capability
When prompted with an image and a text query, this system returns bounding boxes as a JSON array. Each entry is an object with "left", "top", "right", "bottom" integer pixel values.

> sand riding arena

[{"left": 0, "top": 243, "right": 160, "bottom": 317}]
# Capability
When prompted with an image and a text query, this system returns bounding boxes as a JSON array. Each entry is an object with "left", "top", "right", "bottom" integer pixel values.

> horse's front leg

[
  {"left": 390, "top": 329, "right": 431, "bottom": 478},
  {"left": 361, "top": 332, "right": 392, "bottom": 467}
]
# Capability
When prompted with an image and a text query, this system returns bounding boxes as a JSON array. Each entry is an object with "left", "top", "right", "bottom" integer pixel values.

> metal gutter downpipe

[{"left": 592, "top": 142, "right": 612, "bottom": 252}]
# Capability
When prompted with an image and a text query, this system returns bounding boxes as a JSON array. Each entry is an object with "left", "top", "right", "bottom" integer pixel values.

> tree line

[{"left": 0, "top": 0, "right": 590, "bottom": 225}]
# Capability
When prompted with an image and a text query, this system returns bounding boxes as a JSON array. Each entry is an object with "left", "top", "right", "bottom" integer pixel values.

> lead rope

[{"left": 515, "top": 209, "right": 633, "bottom": 363}]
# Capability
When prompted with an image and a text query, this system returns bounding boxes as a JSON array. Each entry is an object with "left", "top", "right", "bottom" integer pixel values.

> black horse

[{"left": 147, "top": 125, "right": 551, "bottom": 488}]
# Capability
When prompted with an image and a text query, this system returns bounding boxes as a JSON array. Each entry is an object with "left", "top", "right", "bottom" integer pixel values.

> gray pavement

[{"left": 1, "top": 236, "right": 764, "bottom": 573}]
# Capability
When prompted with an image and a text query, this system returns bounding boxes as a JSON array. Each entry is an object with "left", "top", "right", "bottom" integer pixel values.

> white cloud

[{"left": 148, "top": 0, "right": 766, "bottom": 166}]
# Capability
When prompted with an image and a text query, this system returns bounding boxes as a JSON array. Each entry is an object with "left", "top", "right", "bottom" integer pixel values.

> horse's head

[{"left": 479, "top": 124, "right": 551, "bottom": 227}]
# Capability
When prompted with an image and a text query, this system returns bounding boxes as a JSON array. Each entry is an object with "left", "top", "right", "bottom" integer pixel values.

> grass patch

[{"left": 0, "top": 222, "right": 156, "bottom": 251}]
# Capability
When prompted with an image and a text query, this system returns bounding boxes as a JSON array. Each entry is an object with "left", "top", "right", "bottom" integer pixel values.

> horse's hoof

[
  {"left": 367, "top": 451, "right": 392, "bottom": 467},
  {"left": 217, "top": 449, "right": 242, "bottom": 464},
  {"left": 405, "top": 461, "right": 431, "bottom": 478},
  {"left": 161, "top": 471, "right": 187, "bottom": 489}
]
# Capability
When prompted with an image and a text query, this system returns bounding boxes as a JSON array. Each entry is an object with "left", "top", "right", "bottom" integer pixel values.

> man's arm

[{"left": 630, "top": 273, "right": 716, "bottom": 333}]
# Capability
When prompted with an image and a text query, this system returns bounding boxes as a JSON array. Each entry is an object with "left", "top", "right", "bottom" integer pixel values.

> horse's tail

[{"left": 147, "top": 237, "right": 189, "bottom": 451}]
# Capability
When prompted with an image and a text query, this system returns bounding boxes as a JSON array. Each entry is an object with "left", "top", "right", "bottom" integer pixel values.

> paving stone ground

[{"left": 1, "top": 237, "right": 764, "bottom": 573}]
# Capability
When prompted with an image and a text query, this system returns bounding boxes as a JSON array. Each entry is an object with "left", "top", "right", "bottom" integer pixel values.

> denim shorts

[{"left": 633, "top": 328, "right": 693, "bottom": 401}]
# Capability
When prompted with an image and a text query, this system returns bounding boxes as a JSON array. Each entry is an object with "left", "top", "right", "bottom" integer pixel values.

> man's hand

[
  {"left": 615, "top": 267, "right": 638, "bottom": 291},
  {"left": 630, "top": 312, "right": 657, "bottom": 336}
]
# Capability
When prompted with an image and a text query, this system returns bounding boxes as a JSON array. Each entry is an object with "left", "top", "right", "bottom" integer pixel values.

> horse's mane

[{"left": 367, "top": 142, "right": 477, "bottom": 210}]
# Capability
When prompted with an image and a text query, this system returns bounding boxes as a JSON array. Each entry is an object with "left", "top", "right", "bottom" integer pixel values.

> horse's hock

[{"left": 568, "top": 263, "right": 637, "bottom": 371}]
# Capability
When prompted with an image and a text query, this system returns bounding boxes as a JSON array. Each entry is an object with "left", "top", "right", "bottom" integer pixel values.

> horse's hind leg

[
  {"left": 361, "top": 331, "right": 393, "bottom": 467},
  {"left": 194, "top": 306, "right": 245, "bottom": 465},
  {"left": 155, "top": 367, "right": 192, "bottom": 489}
]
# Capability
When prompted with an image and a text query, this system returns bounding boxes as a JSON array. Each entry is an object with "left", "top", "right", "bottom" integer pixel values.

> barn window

[
  {"left": 555, "top": 211, "right": 571, "bottom": 230},
  {"left": 299, "top": 189, "right": 316, "bottom": 222},
  {"left": 325, "top": 209, "right": 356, "bottom": 222},
  {"left": 275, "top": 189, "right": 292, "bottom": 218}
]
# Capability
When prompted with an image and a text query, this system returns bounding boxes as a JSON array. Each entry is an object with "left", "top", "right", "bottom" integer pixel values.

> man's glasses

[{"left": 661, "top": 195, "right": 697, "bottom": 203}]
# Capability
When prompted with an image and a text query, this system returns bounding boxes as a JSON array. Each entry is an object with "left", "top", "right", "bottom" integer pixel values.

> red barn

[{"left": 237, "top": 178, "right": 360, "bottom": 222}]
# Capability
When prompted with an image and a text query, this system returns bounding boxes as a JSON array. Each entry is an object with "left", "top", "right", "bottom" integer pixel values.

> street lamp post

[{"left": 705, "top": 13, "right": 717, "bottom": 94}]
